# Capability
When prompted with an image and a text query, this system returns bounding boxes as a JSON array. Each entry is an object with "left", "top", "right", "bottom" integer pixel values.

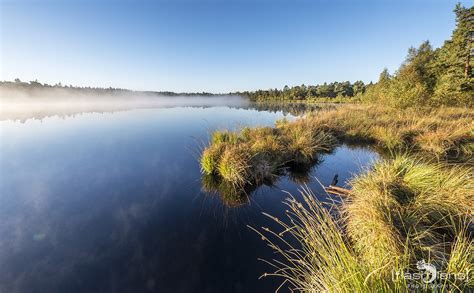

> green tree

[
  {"left": 353, "top": 80, "right": 366, "bottom": 96},
  {"left": 431, "top": 4, "right": 473, "bottom": 106},
  {"left": 387, "top": 41, "right": 436, "bottom": 108}
]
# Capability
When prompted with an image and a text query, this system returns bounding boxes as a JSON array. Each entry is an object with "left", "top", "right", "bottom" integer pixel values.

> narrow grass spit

[{"left": 200, "top": 105, "right": 474, "bottom": 189}]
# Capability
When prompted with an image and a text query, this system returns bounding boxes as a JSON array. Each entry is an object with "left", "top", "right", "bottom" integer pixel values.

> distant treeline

[
  {"left": 0, "top": 79, "right": 216, "bottom": 97},
  {"left": 235, "top": 80, "right": 367, "bottom": 102},
  {"left": 238, "top": 4, "right": 474, "bottom": 108}
]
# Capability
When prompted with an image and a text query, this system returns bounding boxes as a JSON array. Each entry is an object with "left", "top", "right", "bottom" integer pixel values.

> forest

[
  {"left": 0, "top": 79, "right": 215, "bottom": 97},
  {"left": 241, "top": 4, "right": 473, "bottom": 108}
]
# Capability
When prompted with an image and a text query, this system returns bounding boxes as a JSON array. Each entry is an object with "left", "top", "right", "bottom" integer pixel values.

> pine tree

[{"left": 432, "top": 4, "right": 473, "bottom": 106}]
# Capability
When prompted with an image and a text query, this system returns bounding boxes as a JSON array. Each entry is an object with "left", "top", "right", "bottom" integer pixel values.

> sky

[{"left": 1, "top": 0, "right": 473, "bottom": 93}]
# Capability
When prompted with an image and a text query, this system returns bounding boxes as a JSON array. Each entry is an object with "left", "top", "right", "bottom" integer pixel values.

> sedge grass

[
  {"left": 249, "top": 186, "right": 410, "bottom": 292},
  {"left": 253, "top": 156, "right": 473, "bottom": 292},
  {"left": 201, "top": 123, "right": 337, "bottom": 187},
  {"left": 200, "top": 105, "right": 473, "bottom": 188}
]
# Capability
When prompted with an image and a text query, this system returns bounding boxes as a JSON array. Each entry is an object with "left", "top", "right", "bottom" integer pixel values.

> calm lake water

[{"left": 0, "top": 103, "right": 378, "bottom": 292}]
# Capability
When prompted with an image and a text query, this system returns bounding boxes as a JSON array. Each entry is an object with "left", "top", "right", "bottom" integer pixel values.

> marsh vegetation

[
  {"left": 200, "top": 105, "right": 473, "bottom": 190},
  {"left": 251, "top": 155, "right": 473, "bottom": 291},
  {"left": 198, "top": 4, "right": 474, "bottom": 291}
]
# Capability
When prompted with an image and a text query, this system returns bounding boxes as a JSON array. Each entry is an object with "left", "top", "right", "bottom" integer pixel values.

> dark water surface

[{"left": 0, "top": 106, "right": 378, "bottom": 292}]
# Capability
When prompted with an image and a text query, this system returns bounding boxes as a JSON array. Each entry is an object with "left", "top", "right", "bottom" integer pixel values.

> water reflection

[
  {"left": 199, "top": 142, "right": 370, "bottom": 207},
  {"left": 0, "top": 95, "right": 249, "bottom": 122},
  {"left": 0, "top": 106, "right": 378, "bottom": 292},
  {"left": 201, "top": 154, "right": 334, "bottom": 207},
  {"left": 247, "top": 101, "right": 335, "bottom": 116},
  {"left": 1, "top": 95, "right": 338, "bottom": 122}
]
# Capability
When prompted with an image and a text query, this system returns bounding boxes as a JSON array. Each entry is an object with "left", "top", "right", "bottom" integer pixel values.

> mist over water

[
  {"left": 0, "top": 104, "right": 378, "bottom": 292},
  {"left": 0, "top": 86, "right": 379, "bottom": 293},
  {"left": 0, "top": 88, "right": 249, "bottom": 121}
]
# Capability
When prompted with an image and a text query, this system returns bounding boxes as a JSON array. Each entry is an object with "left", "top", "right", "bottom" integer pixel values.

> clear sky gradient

[{"left": 1, "top": 0, "right": 473, "bottom": 93}]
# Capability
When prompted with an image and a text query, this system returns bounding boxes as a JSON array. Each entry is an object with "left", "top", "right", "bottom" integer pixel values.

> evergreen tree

[{"left": 432, "top": 4, "right": 473, "bottom": 106}]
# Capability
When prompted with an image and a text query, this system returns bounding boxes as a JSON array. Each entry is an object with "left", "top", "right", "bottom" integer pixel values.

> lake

[{"left": 0, "top": 101, "right": 378, "bottom": 292}]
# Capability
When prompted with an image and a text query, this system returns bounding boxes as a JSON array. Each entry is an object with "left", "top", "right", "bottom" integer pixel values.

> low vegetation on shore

[
  {"left": 251, "top": 155, "right": 473, "bottom": 291},
  {"left": 201, "top": 105, "right": 473, "bottom": 188},
  {"left": 309, "top": 105, "right": 473, "bottom": 159}
]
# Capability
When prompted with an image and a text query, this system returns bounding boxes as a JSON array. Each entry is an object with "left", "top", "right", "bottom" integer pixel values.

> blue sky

[{"left": 1, "top": 0, "right": 472, "bottom": 93}]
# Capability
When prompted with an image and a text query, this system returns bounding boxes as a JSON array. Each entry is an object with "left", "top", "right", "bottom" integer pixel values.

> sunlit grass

[
  {"left": 253, "top": 156, "right": 473, "bottom": 292},
  {"left": 200, "top": 105, "right": 473, "bottom": 188},
  {"left": 249, "top": 186, "right": 410, "bottom": 292},
  {"left": 310, "top": 105, "right": 474, "bottom": 159},
  {"left": 346, "top": 156, "right": 472, "bottom": 273},
  {"left": 217, "top": 145, "right": 252, "bottom": 187},
  {"left": 201, "top": 122, "right": 337, "bottom": 186},
  {"left": 200, "top": 144, "right": 223, "bottom": 175}
]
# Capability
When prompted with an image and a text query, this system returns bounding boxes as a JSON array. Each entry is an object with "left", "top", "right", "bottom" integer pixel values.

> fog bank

[{"left": 0, "top": 88, "right": 249, "bottom": 121}]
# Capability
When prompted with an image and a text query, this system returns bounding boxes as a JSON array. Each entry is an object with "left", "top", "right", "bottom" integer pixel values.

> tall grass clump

[
  {"left": 200, "top": 105, "right": 473, "bottom": 199},
  {"left": 445, "top": 226, "right": 474, "bottom": 290},
  {"left": 254, "top": 156, "right": 473, "bottom": 292},
  {"left": 346, "top": 156, "right": 472, "bottom": 273},
  {"left": 200, "top": 144, "right": 223, "bottom": 175},
  {"left": 200, "top": 123, "right": 338, "bottom": 189},
  {"left": 250, "top": 187, "right": 409, "bottom": 292},
  {"left": 217, "top": 145, "right": 251, "bottom": 187},
  {"left": 211, "top": 130, "right": 239, "bottom": 145}
]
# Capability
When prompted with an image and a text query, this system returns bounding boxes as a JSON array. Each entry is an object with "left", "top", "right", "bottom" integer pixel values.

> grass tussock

[
  {"left": 345, "top": 156, "right": 472, "bottom": 274},
  {"left": 217, "top": 145, "right": 251, "bottom": 187},
  {"left": 201, "top": 125, "right": 337, "bottom": 187},
  {"left": 254, "top": 156, "right": 473, "bottom": 292},
  {"left": 200, "top": 105, "right": 473, "bottom": 188},
  {"left": 251, "top": 187, "right": 409, "bottom": 292}
]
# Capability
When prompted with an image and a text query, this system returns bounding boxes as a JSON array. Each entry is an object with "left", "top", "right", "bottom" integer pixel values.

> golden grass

[
  {"left": 217, "top": 145, "right": 251, "bottom": 187},
  {"left": 198, "top": 104, "right": 474, "bottom": 291},
  {"left": 309, "top": 105, "right": 474, "bottom": 158},
  {"left": 250, "top": 187, "right": 409, "bottom": 292},
  {"left": 346, "top": 156, "right": 472, "bottom": 274},
  {"left": 254, "top": 156, "right": 473, "bottom": 292},
  {"left": 200, "top": 121, "right": 337, "bottom": 187},
  {"left": 200, "top": 105, "right": 473, "bottom": 188}
]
